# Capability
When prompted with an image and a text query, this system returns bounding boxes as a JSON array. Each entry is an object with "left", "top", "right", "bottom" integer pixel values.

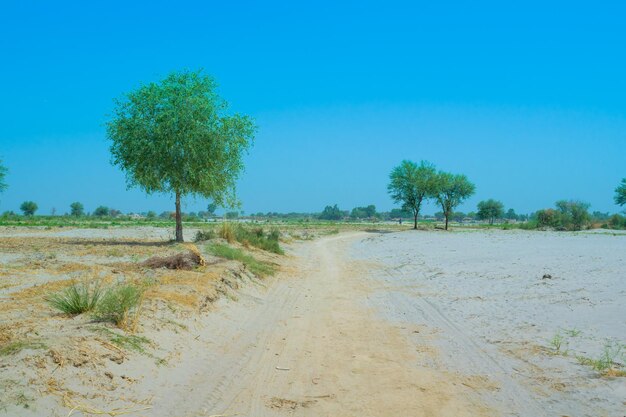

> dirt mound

[{"left": 143, "top": 249, "right": 206, "bottom": 270}]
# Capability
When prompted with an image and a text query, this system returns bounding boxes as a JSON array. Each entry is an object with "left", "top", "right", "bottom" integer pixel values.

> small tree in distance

[
  {"left": 615, "top": 178, "right": 626, "bottom": 207},
  {"left": 94, "top": 206, "right": 110, "bottom": 217},
  {"left": 434, "top": 172, "right": 475, "bottom": 230},
  {"left": 388, "top": 160, "right": 437, "bottom": 229},
  {"left": 319, "top": 204, "right": 344, "bottom": 220},
  {"left": 20, "top": 201, "right": 38, "bottom": 216},
  {"left": 107, "top": 69, "right": 256, "bottom": 242},
  {"left": 476, "top": 199, "right": 504, "bottom": 225},
  {"left": 70, "top": 202, "right": 84, "bottom": 217}
]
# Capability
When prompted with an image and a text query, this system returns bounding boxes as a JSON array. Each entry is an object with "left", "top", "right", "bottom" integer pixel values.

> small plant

[
  {"left": 564, "top": 328, "right": 582, "bottom": 337},
  {"left": 46, "top": 281, "right": 102, "bottom": 315},
  {"left": 93, "top": 283, "right": 144, "bottom": 330},
  {"left": 549, "top": 332, "right": 565, "bottom": 353},
  {"left": 194, "top": 229, "right": 216, "bottom": 242}
]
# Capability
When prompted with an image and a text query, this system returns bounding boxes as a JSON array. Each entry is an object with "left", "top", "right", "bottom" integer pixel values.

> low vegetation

[
  {"left": 0, "top": 340, "right": 47, "bottom": 356},
  {"left": 576, "top": 340, "right": 626, "bottom": 377},
  {"left": 207, "top": 243, "right": 276, "bottom": 277},
  {"left": 93, "top": 283, "right": 144, "bottom": 331},
  {"left": 46, "top": 281, "right": 103, "bottom": 315},
  {"left": 215, "top": 223, "right": 283, "bottom": 254}
]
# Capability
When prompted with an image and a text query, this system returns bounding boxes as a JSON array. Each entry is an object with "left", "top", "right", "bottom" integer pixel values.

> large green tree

[
  {"left": 434, "top": 172, "right": 475, "bottom": 230},
  {"left": 476, "top": 199, "right": 504, "bottom": 225},
  {"left": 615, "top": 178, "right": 626, "bottom": 207},
  {"left": 388, "top": 160, "right": 437, "bottom": 229},
  {"left": 107, "top": 70, "right": 255, "bottom": 241}
]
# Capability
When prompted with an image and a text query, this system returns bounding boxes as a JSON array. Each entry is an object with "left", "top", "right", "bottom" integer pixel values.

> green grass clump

[
  {"left": 46, "top": 281, "right": 102, "bottom": 315},
  {"left": 234, "top": 226, "right": 283, "bottom": 254},
  {"left": 208, "top": 243, "right": 276, "bottom": 277},
  {"left": 93, "top": 283, "right": 144, "bottom": 330},
  {"left": 0, "top": 340, "right": 47, "bottom": 356}
]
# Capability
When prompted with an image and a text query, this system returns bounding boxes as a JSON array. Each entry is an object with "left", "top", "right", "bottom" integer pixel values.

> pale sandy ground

[
  {"left": 352, "top": 229, "right": 626, "bottom": 417},
  {"left": 2, "top": 229, "right": 625, "bottom": 416}
]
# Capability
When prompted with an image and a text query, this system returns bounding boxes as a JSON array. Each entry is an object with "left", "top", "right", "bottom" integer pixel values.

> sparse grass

[
  {"left": 207, "top": 243, "right": 276, "bottom": 277},
  {"left": 564, "top": 328, "right": 582, "bottom": 337},
  {"left": 549, "top": 332, "right": 566, "bottom": 354},
  {"left": 45, "top": 280, "right": 103, "bottom": 315},
  {"left": 575, "top": 340, "right": 626, "bottom": 377},
  {"left": 0, "top": 340, "right": 47, "bottom": 356},
  {"left": 93, "top": 327, "right": 151, "bottom": 354},
  {"left": 93, "top": 283, "right": 144, "bottom": 330}
]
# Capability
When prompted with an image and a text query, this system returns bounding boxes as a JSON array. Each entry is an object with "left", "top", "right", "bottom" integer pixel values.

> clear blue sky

[{"left": 1, "top": 1, "right": 624, "bottom": 215}]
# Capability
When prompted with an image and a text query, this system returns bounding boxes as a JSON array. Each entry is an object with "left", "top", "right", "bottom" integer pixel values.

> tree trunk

[
  {"left": 413, "top": 212, "right": 418, "bottom": 229},
  {"left": 175, "top": 192, "right": 183, "bottom": 242},
  {"left": 445, "top": 214, "right": 449, "bottom": 230}
]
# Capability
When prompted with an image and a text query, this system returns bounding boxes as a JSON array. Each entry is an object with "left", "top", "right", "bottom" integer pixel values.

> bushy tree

[
  {"left": 536, "top": 200, "right": 590, "bottom": 231},
  {"left": 476, "top": 199, "right": 504, "bottom": 225},
  {"left": 388, "top": 160, "right": 437, "bottom": 229},
  {"left": 146, "top": 211, "right": 156, "bottom": 219},
  {"left": 20, "top": 201, "right": 38, "bottom": 216},
  {"left": 207, "top": 202, "right": 218, "bottom": 216},
  {"left": 225, "top": 211, "right": 239, "bottom": 219},
  {"left": 505, "top": 208, "right": 518, "bottom": 221},
  {"left": 615, "top": 178, "right": 626, "bottom": 207},
  {"left": 434, "top": 172, "right": 475, "bottom": 230},
  {"left": 556, "top": 200, "right": 590, "bottom": 231},
  {"left": 70, "top": 202, "right": 84, "bottom": 217},
  {"left": 94, "top": 206, "right": 110, "bottom": 217},
  {"left": 319, "top": 204, "right": 344, "bottom": 220},
  {"left": 350, "top": 205, "right": 378, "bottom": 219},
  {"left": 107, "top": 70, "right": 255, "bottom": 242}
]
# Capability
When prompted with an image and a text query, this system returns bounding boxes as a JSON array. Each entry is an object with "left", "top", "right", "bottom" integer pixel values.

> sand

[{"left": 1, "top": 227, "right": 624, "bottom": 416}]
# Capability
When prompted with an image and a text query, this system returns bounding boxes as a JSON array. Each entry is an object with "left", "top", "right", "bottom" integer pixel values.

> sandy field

[{"left": 0, "top": 227, "right": 624, "bottom": 416}]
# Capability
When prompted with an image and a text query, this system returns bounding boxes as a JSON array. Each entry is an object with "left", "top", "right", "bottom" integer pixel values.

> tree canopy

[
  {"left": 70, "top": 202, "right": 84, "bottom": 217},
  {"left": 20, "top": 201, "right": 38, "bottom": 216},
  {"left": 106, "top": 70, "right": 255, "bottom": 241},
  {"left": 434, "top": 172, "right": 475, "bottom": 230},
  {"left": 387, "top": 160, "right": 437, "bottom": 229},
  {"left": 615, "top": 178, "right": 626, "bottom": 207},
  {"left": 476, "top": 199, "right": 504, "bottom": 224},
  {"left": 319, "top": 204, "right": 345, "bottom": 220}
]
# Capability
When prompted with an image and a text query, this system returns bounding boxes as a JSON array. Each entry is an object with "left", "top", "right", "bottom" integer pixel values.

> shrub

[
  {"left": 234, "top": 225, "right": 283, "bottom": 254},
  {"left": 608, "top": 214, "right": 626, "bottom": 230},
  {"left": 194, "top": 229, "right": 216, "bottom": 242},
  {"left": 536, "top": 209, "right": 560, "bottom": 229},
  {"left": 93, "top": 283, "right": 144, "bottom": 330},
  {"left": 46, "top": 281, "right": 102, "bottom": 315},
  {"left": 218, "top": 222, "right": 235, "bottom": 242}
]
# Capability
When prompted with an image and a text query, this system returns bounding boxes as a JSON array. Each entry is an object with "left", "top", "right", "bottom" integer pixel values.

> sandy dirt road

[{"left": 149, "top": 232, "right": 492, "bottom": 417}]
